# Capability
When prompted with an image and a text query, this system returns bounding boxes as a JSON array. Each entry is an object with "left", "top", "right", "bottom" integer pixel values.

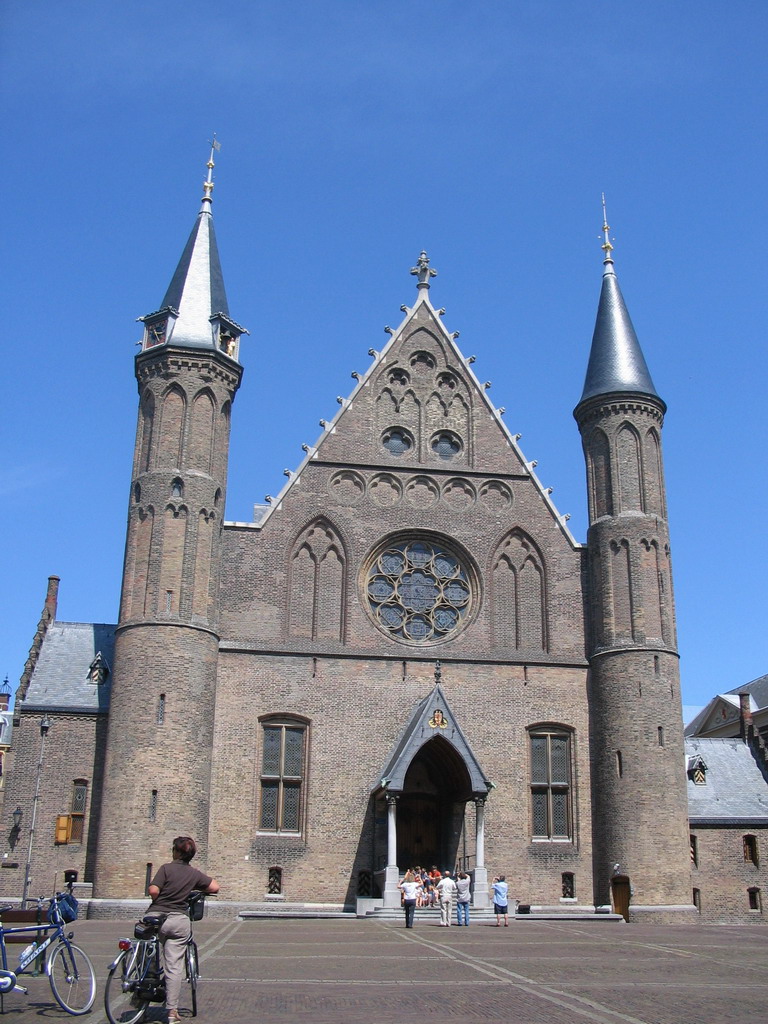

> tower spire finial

[
  {"left": 600, "top": 193, "right": 614, "bottom": 270},
  {"left": 202, "top": 134, "right": 221, "bottom": 208},
  {"left": 410, "top": 250, "right": 437, "bottom": 293}
]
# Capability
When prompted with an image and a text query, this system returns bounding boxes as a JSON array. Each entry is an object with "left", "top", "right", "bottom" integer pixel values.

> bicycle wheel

[
  {"left": 185, "top": 939, "right": 199, "bottom": 1017},
  {"left": 47, "top": 942, "right": 96, "bottom": 1015},
  {"left": 104, "top": 949, "right": 149, "bottom": 1024}
]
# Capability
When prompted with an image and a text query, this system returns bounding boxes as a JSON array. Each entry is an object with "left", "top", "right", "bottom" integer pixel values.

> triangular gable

[
  {"left": 685, "top": 694, "right": 743, "bottom": 737},
  {"left": 227, "top": 274, "right": 577, "bottom": 547},
  {"left": 376, "top": 675, "right": 491, "bottom": 797}
]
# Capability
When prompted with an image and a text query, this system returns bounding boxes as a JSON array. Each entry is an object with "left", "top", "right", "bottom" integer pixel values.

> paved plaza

[{"left": 3, "top": 916, "right": 766, "bottom": 1024}]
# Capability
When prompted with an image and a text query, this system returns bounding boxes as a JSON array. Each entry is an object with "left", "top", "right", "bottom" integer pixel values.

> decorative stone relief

[
  {"left": 329, "top": 470, "right": 365, "bottom": 506},
  {"left": 479, "top": 480, "right": 513, "bottom": 511},
  {"left": 327, "top": 471, "right": 514, "bottom": 512},
  {"left": 388, "top": 367, "right": 410, "bottom": 386},
  {"left": 369, "top": 473, "right": 402, "bottom": 507},
  {"left": 442, "top": 478, "right": 476, "bottom": 510},
  {"left": 404, "top": 476, "right": 440, "bottom": 508},
  {"left": 409, "top": 350, "right": 436, "bottom": 372}
]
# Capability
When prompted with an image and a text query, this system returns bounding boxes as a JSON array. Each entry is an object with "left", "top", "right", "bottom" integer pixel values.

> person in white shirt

[
  {"left": 398, "top": 871, "right": 419, "bottom": 928},
  {"left": 436, "top": 870, "right": 457, "bottom": 926}
]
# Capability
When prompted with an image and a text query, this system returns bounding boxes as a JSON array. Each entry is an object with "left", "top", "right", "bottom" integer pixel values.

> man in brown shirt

[{"left": 148, "top": 837, "right": 219, "bottom": 1024}]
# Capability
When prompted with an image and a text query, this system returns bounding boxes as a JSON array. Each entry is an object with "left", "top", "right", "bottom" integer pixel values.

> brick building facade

[{"left": 2, "top": 160, "right": 762, "bottom": 921}]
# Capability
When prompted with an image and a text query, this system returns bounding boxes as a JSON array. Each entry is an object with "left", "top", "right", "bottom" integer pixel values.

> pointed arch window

[
  {"left": 258, "top": 718, "right": 308, "bottom": 835},
  {"left": 529, "top": 728, "right": 573, "bottom": 841},
  {"left": 587, "top": 427, "right": 613, "bottom": 519},
  {"left": 288, "top": 519, "right": 346, "bottom": 641},
  {"left": 492, "top": 530, "right": 548, "bottom": 652}
]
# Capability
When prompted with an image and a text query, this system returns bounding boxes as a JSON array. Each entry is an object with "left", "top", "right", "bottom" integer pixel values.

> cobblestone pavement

[{"left": 3, "top": 917, "right": 766, "bottom": 1023}]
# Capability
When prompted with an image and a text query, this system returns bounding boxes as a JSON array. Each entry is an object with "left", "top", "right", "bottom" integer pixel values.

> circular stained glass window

[
  {"left": 382, "top": 427, "right": 413, "bottom": 456},
  {"left": 366, "top": 538, "right": 473, "bottom": 645},
  {"left": 431, "top": 431, "right": 462, "bottom": 460}
]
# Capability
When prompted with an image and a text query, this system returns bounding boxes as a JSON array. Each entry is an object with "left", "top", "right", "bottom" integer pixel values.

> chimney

[
  {"left": 738, "top": 692, "right": 754, "bottom": 742},
  {"left": 44, "top": 575, "right": 60, "bottom": 624}
]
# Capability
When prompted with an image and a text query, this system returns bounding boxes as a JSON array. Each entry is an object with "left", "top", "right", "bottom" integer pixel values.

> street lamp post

[{"left": 22, "top": 716, "right": 51, "bottom": 908}]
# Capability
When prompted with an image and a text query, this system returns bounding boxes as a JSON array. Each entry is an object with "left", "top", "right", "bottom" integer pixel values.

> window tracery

[{"left": 366, "top": 538, "right": 473, "bottom": 645}]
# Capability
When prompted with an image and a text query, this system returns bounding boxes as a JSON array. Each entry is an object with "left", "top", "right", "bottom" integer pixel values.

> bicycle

[
  {"left": 104, "top": 891, "right": 204, "bottom": 1024},
  {"left": 0, "top": 887, "right": 96, "bottom": 1015}
]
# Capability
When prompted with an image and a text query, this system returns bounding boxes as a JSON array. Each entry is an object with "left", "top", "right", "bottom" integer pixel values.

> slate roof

[
  {"left": 686, "top": 737, "right": 768, "bottom": 824},
  {"left": 158, "top": 203, "right": 230, "bottom": 348},
  {"left": 21, "top": 621, "right": 115, "bottom": 713},
  {"left": 577, "top": 262, "right": 661, "bottom": 406},
  {"left": 726, "top": 673, "right": 768, "bottom": 711}
]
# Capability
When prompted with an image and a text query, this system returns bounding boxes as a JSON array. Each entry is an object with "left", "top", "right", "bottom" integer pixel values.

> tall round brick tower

[
  {"left": 574, "top": 207, "right": 694, "bottom": 922},
  {"left": 94, "top": 146, "right": 246, "bottom": 895}
]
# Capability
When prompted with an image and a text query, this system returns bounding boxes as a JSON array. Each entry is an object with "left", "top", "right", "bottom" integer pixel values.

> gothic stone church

[{"left": 3, "top": 166, "right": 702, "bottom": 923}]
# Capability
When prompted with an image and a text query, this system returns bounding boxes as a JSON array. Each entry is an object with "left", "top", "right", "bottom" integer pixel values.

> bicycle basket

[
  {"left": 49, "top": 892, "right": 79, "bottom": 923},
  {"left": 187, "top": 891, "right": 206, "bottom": 922}
]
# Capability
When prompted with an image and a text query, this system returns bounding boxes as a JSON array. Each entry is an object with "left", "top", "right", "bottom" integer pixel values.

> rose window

[{"left": 366, "top": 539, "right": 472, "bottom": 644}]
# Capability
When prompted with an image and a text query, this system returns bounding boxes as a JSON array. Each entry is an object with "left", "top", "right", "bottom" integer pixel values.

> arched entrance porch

[
  {"left": 396, "top": 736, "right": 471, "bottom": 870},
  {"left": 374, "top": 676, "right": 491, "bottom": 909}
]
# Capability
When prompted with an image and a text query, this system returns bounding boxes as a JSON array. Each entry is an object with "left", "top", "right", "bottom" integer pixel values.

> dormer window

[
  {"left": 687, "top": 754, "right": 707, "bottom": 785},
  {"left": 219, "top": 329, "right": 236, "bottom": 356},
  {"left": 88, "top": 652, "right": 110, "bottom": 685},
  {"left": 211, "top": 314, "right": 244, "bottom": 360}
]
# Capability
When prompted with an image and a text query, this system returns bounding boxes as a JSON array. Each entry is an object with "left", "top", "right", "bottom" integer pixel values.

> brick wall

[{"left": 691, "top": 826, "right": 768, "bottom": 923}]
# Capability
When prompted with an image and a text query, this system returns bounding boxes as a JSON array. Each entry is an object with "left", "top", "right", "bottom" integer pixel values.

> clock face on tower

[
  {"left": 146, "top": 320, "right": 167, "bottom": 347},
  {"left": 365, "top": 536, "right": 474, "bottom": 646}
]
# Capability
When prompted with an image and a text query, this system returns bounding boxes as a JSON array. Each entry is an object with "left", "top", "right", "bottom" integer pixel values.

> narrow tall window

[
  {"left": 145, "top": 864, "right": 153, "bottom": 896},
  {"left": 530, "top": 729, "right": 572, "bottom": 840},
  {"left": 69, "top": 780, "right": 87, "bottom": 844},
  {"left": 748, "top": 887, "right": 762, "bottom": 912},
  {"left": 657, "top": 726, "right": 664, "bottom": 747},
  {"left": 692, "top": 888, "right": 701, "bottom": 912},
  {"left": 149, "top": 789, "right": 157, "bottom": 822},
  {"left": 157, "top": 693, "right": 166, "bottom": 725},
  {"left": 562, "top": 872, "right": 575, "bottom": 899},
  {"left": 616, "top": 750, "right": 623, "bottom": 778},
  {"left": 744, "top": 834, "right": 759, "bottom": 866},
  {"left": 690, "top": 834, "right": 699, "bottom": 867},
  {"left": 259, "top": 720, "right": 307, "bottom": 834}
]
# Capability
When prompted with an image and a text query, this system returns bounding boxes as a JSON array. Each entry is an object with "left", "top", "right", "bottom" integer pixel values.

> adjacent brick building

[{"left": 2, "top": 158, "right": 760, "bottom": 921}]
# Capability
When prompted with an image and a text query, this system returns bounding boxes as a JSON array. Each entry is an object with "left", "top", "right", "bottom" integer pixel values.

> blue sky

[{"left": 2, "top": 1, "right": 766, "bottom": 714}]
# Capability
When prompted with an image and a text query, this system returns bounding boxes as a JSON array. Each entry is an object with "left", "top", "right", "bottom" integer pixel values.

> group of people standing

[{"left": 397, "top": 867, "right": 474, "bottom": 927}]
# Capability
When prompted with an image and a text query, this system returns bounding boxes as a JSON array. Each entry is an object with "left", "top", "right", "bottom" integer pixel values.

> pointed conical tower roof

[
  {"left": 577, "top": 201, "right": 661, "bottom": 408},
  {"left": 139, "top": 140, "right": 246, "bottom": 353}
]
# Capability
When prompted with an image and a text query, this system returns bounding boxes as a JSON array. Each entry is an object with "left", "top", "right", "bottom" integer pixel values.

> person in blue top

[{"left": 492, "top": 875, "right": 509, "bottom": 927}]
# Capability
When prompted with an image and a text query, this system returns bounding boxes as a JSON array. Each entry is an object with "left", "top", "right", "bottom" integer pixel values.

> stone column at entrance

[
  {"left": 473, "top": 797, "right": 489, "bottom": 907},
  {"left": 383, "top": 793, "right": 401, "bottom": 908}
]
